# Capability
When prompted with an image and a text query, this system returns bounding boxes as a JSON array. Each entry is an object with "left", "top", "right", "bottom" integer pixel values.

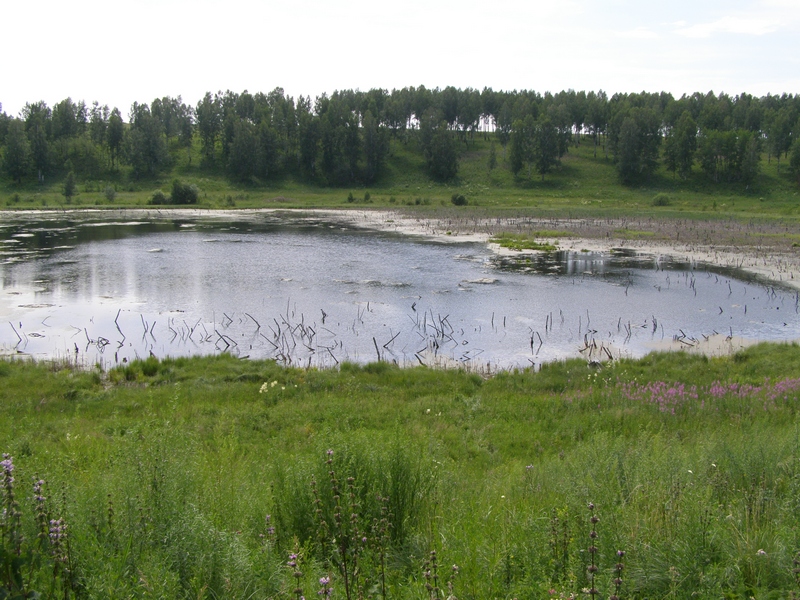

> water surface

[{"left": 1, "top": 211, "right": 797, "bottom": 369}]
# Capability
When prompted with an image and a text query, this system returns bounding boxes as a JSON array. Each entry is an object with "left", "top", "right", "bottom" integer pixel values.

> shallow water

[{"left": 1, "top": 211, "right": 798, "bottom": 369}]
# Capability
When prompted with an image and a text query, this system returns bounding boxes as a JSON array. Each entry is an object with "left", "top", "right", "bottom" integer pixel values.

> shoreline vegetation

[
  {"left": 3, "top": 344, "right": 800, "bottom": 598},
  {"left": 3, "top": 86, "right": 800, "bottom": 597}
]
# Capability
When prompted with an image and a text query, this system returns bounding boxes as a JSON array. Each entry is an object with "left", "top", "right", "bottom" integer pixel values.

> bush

[
  {"left": 652, "top": 193, "right": 671, "bottom": 207},
  {"left": 451, "top": 193, "right": 467, "bottom": 206},
  {"left": 171, "top": 179, "right": 199, "bottom": 205},
  {"left": 103, "top": 185, "right": 117, "bottom": 202},
  {"left": 149, "top": 189, "right": 168, "bottom": 205}
]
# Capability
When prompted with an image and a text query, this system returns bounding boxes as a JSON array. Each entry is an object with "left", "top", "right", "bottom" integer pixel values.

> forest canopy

[{"left": 1, "top": 87, "right": 799, "bottom": 188}]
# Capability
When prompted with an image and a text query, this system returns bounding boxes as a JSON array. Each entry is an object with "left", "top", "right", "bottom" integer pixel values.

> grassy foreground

[{"left": 3, "top": 344, "right": 800, "bottom": 598}]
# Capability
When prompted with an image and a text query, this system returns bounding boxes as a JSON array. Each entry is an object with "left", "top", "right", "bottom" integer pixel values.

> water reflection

[{"left": 1, "top": 211, "right": 798, "bottom": 369}]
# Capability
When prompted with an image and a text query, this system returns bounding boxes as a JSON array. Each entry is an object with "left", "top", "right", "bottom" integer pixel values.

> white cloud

[
  {"left": 1, "top": 0, "right": 798, "bottom": 117},
  {"left": 614, "top": 26, "right": 660, "bottom": 39},
  {"left": 675, "top": 15, "right": 780, "bottom": 37}
]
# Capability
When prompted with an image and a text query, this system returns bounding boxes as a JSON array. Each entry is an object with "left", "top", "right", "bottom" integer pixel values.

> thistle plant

[
  {"left": 287, "top": 547, "right": 304, "bottom": 600},
  {"left": 610, "top": 550, "right": 625, "bottom": 600},
  {"left": 314, "top": 449, "right": 364, "bottom": 600},
  {"left": 587, "top": 503, "right": 599, "bottom": 599},
  {"left": 446, "top": 563, "right": 459, "bottom": 600},
  {"left": 550, "top": 507, "right": 570, "bottom": 584},
  {"left": 264, "top": 514, "right": 276, "bottom": 547},
  {"left": 311, "top": 474, "right": 330, "bottom": 556},
  {"left": 370, "top": 494, "right": 392, "bottom": 600},
  {"left": 423, "top": 549, "right": 441, "bottom": 599},
  {"left": 1, "top": 454, "right": 22, "bottom": 556},
  {"left": 318, "top": 575, "right": 332, "bottom": 597},
  {"left": 33, "top": 477, "right": 49, "bottom": 546}
]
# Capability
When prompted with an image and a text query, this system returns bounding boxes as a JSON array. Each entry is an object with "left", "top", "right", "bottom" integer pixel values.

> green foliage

[
  {"left": 509, "top": 115, "right": 561, "bottom": 180},
  {"left": 3, "top": 119, "right": 30, "bottom": 183},
  {"left": 652, "top": 192, "right": 671, "bottom": 206},
  {"left": 790, "top": 138, "right": 800, "bottom": 184},
  {"left": 488, "top": 141, "right": 497, "bottom": 172},
  {"left": 450, "top": 193, "right": 467, "bottom": 206},
  {"left": 491, "top": 232, "right": 558, "bottom": 251},
  {"left": 1, "top": 345, "right": 800, "bottom": 596},
  {"left": 124, "top": 108, "right": 168, "bottom": 178},
  {"left": 170, "top": 179, "right": 199, "bottom": 204},
  {"left": 62, "top": 170, "right": 77, "bottom": 202},
  {"left": 149, "top": 189, "right": 168, "bottom": 204},
  {"left": 103, "top": 184, "right": 117, "bottom": 202},
  {"left": 697, "top": 129, "right": 761, "bottom": 184},
  {"left": 420, "top": 109, "right": 459, "bottom": 182},
  {"left": 613, "top": 107, "right": 662, "bottom": 184},
  {"left": 2, "top": 86, "right": 800, "bottom": 212},
  {"left": 664, "top": 110, "right": 697, "bottom": 179}
]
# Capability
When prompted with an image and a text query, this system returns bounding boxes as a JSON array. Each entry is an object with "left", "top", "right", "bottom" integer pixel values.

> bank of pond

[{"left": 2, "top": 343, "right": 800, "bottom": 598}]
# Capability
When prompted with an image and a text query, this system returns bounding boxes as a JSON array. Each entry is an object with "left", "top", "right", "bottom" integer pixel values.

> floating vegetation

[{"left": 490, "top": 232, "right": 558, "bottom": 252}]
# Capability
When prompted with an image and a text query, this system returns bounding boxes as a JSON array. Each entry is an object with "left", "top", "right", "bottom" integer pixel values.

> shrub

[
  {"left": 103, "top": 185, "right": 117, "bottom": 202},
  {"left": 171, "top": 179, "right": 199, "bottom": 205},
  {"left": 149, "top": 189, "right": 168, "bottom": 205},
  {"left": 451, "top": 193, "right": 467, "bottom": 206},
  {"left": 347, "top": 192, "right": 355, "bottom": 203},
  {"left": 652, "top": 193, "right": 671, "bottom": 207}
]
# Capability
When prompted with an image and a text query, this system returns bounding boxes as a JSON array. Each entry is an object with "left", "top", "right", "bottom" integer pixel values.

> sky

[{"left": 1, "top": 0, "right": 799, "bottom": 118}]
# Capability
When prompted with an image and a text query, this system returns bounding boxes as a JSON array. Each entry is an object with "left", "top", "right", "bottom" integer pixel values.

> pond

[{"left": 1, "top": 210, "right": 798, "bottom": 370}]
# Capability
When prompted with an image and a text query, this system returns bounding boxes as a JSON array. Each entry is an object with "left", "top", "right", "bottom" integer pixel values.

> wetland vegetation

[
  {"left": 2, "top": 85, "right": 800, "bottom": 599},
  {"left": 3, "top": 345, "right": 800, "bottom": 598}
]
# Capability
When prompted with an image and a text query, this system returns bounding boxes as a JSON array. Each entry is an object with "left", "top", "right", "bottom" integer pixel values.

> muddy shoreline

[{"left": 3, "top": 208, "right": 798, "bottom": 361}]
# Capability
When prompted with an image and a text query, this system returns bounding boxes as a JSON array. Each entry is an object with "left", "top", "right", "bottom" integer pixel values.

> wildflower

[
  {"left": 318, "top": 576, "right": 332, "bottom": 596},
  {"left": 0, "top": 453, "right": 14, "bottom": 475},
  {"left": 757, "top": 549, "right": 767, "bottom": 556}
]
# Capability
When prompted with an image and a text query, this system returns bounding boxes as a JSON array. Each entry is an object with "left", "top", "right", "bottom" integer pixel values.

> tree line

[{"left": 1, "top": 87, "right": 799, "bottom": 188}]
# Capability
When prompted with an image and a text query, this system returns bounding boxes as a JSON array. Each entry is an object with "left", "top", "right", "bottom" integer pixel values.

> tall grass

[{"left": 2, "top": 344, "right": 800, "bottom": 597}]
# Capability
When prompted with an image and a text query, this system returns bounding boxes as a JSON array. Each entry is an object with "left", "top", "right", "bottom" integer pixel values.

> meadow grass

[
  {"left": 3, "top": 134, "right": 800, "bottom": 226},
  {"left": 2, "top": 343, "right": 800, "bottom": 598}
]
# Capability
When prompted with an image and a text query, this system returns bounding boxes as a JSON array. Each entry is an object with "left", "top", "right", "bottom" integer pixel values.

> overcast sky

[{"left": 1, "top": 0, "right": 799, "bottom": 118}]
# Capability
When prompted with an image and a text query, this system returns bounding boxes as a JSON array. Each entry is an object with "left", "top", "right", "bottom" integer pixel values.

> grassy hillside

[
  {"left": 3, "top": 133, "right": 799, "bottom": 222},
  {"left": 3, "top": 344, "right": 800, "bottom": 597}
]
